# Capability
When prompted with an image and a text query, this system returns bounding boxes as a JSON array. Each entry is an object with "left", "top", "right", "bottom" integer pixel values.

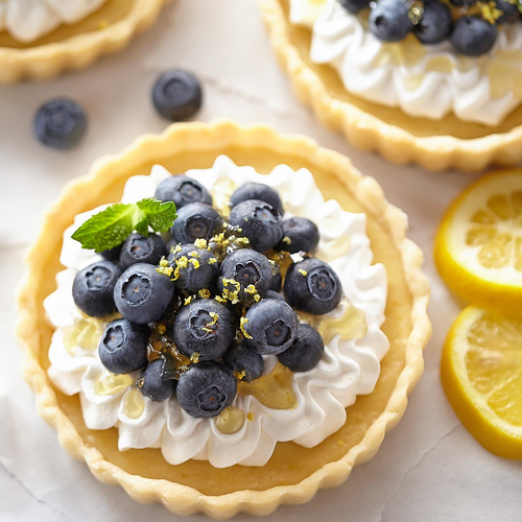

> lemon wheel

[
  {"left": 435, "top": 169, "right": 522, "bottom": 318},
  {"left": 441, "top": 306, "right": 522, "bottom": 459}
]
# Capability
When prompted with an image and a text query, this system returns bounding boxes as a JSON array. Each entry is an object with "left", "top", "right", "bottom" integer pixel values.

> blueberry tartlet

[
  {"left": 262, "top": 0, "right": 522, "bottom": 170},
  {"left": 17, "top": 121, "right": 430, "bottom": 517},
  {"left": 0, "top": 0, "right": 168, "bottom": 83}
]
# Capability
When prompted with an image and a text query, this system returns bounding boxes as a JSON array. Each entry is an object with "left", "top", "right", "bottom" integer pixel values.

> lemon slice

[
  {"left": 435, "top": 169, "right": 522, "bottom": 317},
  {"left": 441, "top": 306, "right": 522, "bottom": 458}
]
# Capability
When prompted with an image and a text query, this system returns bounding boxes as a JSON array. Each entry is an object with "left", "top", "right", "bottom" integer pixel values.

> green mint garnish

[{"left": 72, "top": 198, "right": 177, "bottom": 252}]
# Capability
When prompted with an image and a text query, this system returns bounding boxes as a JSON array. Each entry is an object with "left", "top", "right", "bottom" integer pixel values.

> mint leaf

[
  {"left": 136, "top": 198, "right": 178, "bottom": 234},
  {"left": 71, "top": 197, "right": 177, "bottom": 253},
  {"left": 72, "top": 203, "right": 138, "bottom": 252}
]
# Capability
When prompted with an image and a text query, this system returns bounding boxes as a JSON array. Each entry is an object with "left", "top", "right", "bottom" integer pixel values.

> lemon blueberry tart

[
  {"left": 0, "top": 0, "right": 168, "bottom": 83},
  {"left": 261, "top": 0, "right": 522, "bottom": 171},
  {"left": 17, "top": 121, "right": 430, "bottom": 517}
]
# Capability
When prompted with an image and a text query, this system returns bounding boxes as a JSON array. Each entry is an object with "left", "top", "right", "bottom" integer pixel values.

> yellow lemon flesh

[
  {"left": 441, "top": 306, "right": 522, "bottom": 458},
  {"left": 435, "top": 170, "right": 522, "bottom": 318}
]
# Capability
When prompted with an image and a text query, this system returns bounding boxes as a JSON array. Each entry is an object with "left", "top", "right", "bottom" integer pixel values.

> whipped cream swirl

[
  {"left": 0, "top": 0, "right": 108, "bottom": 43},
  {"left": 44, "top": 155, "right": 388, "bottom": 468},
  {"left": 290, "top": 0, "right": 522, "bottom": 126}
]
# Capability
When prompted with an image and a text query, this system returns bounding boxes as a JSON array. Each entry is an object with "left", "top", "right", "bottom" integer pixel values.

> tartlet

[
  {"left": 260, "top": 0, "right": 522, "bottom": 172},
  {"left": 0, "top": 0, "right": 168, "bottom": 83},
  {"left": 16, "top": 120, "right": 431, "bottom": 518}
]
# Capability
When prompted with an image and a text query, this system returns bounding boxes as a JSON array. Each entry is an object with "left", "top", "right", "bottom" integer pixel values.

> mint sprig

[{"left": 72, "top": 198, "right": 177, "bottom": 252}]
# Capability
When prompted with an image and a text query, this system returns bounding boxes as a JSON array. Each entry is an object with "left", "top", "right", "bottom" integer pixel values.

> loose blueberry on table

[
  {"left": 34, "top": 98, "right": 87, "bottom": 150},
  {"left": 343, "top": 0, "right": 518, "bottom": 56},
  {"left": 70, "top": 176, "right": 355, "bottom": 422},
  {"left": 152, "top": 70, "right": 203, "bottom": 122}
]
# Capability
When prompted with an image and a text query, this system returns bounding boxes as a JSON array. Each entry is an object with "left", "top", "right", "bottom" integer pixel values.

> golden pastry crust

[
  {"left": 260, "top": 0, "right": 522, "bottom": 172},
  {"left": 0, "top": 0, "right": 168, "bottom": 83},
  {"left": 16, "top": 120, "right": 431, "bottom": 518}
]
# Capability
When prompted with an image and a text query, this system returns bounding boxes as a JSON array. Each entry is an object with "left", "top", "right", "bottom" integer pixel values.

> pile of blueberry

[
  {"left": 342, "top": 0, "right": 520, "bottom": 56},
  {"left": 71, "top": 176, "right": 343, "bottom": 419}
]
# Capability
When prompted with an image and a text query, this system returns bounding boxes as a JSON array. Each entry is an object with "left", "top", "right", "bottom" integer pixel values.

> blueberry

[
  {"left": 176, "top": 362, "right": 237, "bottom": 418},
  {"left": 152, "top": 70, "right": 203, "bottom": 121},
  {"left": 269, "top": 261, "right": 282, "bottom": 292},
  {"left": 217, "top": 249, "right": 273, "bottom": 305},
  {"left": 230, "top": 183, "right": 284, "bottom": 216},
  {"left": 34, "top": 98, "right": 87, "bottom": 150},
  {"left": 243, "top": 299, "right": 298, "bottom": 355},
  {"left": 284, "top": 258, "right": 342, "bottom": 315},
  {"left": 168, "top": 243, "right": 219, "bottom": 294},
  {"left": 100, "top": 244, "right": 123, "bottom": 263},
  {"left": 277, "top": 323, "right": 325, "bottom": 373},
  {"left": 496, "top": 0, "right": 520, "bottom": 23},
  {"left": 266, "top": 290, "right": 285, "bottom": 302},
  {"left": 155, "top": 175, "right": 212, "bottom": 209},
  {"left": 173, "top": 299, "right": 234, "bottom": 361},
  {"left": 120, "top": 233, "right": 167, "bottom": 269},
  {"left": 229, "top": 200, "right": 283, "bottom": 252},
  {"left": 223, "top": 342, "right": 264, "bottom": 382},
  {"left": 275, "top": 217, "right": 320, "bottom": 253},
  {"left": 72, "top": 261, "right": 122, "bottom": 317},
  {"left": 450, "top": 17, "right": 498, "bottom": 56},
  {"left": 369, "top": 0, "right": 414, "bottom": 42},
  {"left": 114, "top": 263, "right": 174, "bottom": 324},
  {"left": 171, "top": 202, "right": 223, "bottom": 244},
  {"left": 140, "top": 358, "right": 177, "bottom": 402},
  {"left": 340, "top": 0, "right": 371, "bottom": 14},
  {"left": 414, "top": 1, "right": 452, "bottom": 44},
  {"left": 98, "top": 318, "right": 149, "bottom": 374}
]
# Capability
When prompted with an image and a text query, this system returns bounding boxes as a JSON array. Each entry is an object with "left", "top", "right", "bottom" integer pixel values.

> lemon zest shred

[
  {"left": 240, "top": 317, "right": 253, "bottom": 339},
  {"left": 244, "top": 284, "right": 258, "bottom": 295},
  {"left": 156, "top": 257, "right": 174, "bottom": 277},
  {"left": 234, "top": 370, "right": 246, "bottom": 381},
  {"left": 198, "top": 288, "right": 211, "bottom": 299}
]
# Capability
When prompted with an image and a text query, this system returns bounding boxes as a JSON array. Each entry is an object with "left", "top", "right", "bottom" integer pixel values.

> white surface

[{"left": 0, "top": 0, "right": 520, "bottom": 520}]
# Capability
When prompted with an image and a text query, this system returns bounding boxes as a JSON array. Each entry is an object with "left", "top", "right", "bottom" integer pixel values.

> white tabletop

[{"left": 0, "top": 1, "right": 520, "bottom": 521}]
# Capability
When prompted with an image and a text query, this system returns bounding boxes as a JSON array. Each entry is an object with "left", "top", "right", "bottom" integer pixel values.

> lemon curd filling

[{"left": 44, "top": 155, "right": 389, "bottom": 470}]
